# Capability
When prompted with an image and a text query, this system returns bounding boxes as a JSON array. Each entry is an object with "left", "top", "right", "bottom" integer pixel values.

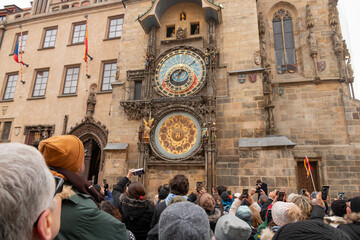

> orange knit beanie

[{"left": 39, "top": 135, "right": 84, "bottom": 175}]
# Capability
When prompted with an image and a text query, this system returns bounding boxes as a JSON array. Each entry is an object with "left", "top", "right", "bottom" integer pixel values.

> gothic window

[
  {"left": 63, "top": 66, "right": 80, "bottom": 95},
  {"left": 32, "top": 70, "right": 49, "bottom": 97},
  {"left": 24, "top": 125, "right": 54, "bottom": 147},
  {"left": 43, "top": 28, "right": 57, "bottom": 48},
  {"left": 108, "top": 16, "right": 123, "bottom": 39},
  {"left": 3, "top": 74, "right": 18, "bottom": 100},
  {"left": 0, "top": 121, "right": 12, "bottom": 141},
  {"left": 101, "top": 62, "right": 117, "bottom": 91},
  {"left": 273, "top": 9, "right": 296, "bottom": 74},
  {"left": 134, "top": 81, "right": 142, "bottom": 100},
  {"left": 72, "top": 22, "right": 86, "bottom": 44}
]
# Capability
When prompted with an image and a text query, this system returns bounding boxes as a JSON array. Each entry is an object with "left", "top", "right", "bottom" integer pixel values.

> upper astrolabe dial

[{"left": 155, "top": 49, "right": 206, "bottom": 97}]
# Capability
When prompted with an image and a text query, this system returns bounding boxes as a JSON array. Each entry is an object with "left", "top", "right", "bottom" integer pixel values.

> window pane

[
  {"left": 3, "top": 74, "right": 18, "bottom": 100},
  {"left": 273, "top": 20, "right": 282, "bottom": 34},
  {"left": 32, "top": 71, "right": 49, "bottom": 97},
  {"left": 1, "top": 121, "right": 12, "bottom": 141},
  {"left": 108, "top": 17, "right": 123, "bottom": 38},
  {"left": 101, "top": 62, "right": 117, "bottom": 91},
  {"left": 72, "top": 24, "right": 86, "bottom": 44},
  {"left": 63, "top": 67, "right": 79, "bottom": 94},
  {"left": 134, "top": 81, "right": 142, "bottom": 100}
]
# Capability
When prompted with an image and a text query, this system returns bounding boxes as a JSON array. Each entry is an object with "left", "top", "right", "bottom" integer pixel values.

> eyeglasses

[{"left": 33, "top": 176, "right": 64, "bottom": 227}]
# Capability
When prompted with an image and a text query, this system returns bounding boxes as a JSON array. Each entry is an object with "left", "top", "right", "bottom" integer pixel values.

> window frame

[
  {"left": 100, "top": 60, "right": 117, "bottom": 92},
  {"left": 42, "top": 27, "right": 58, "bottom": 49},
  {"left": 107, "top": 15, "right": 124, "bottom": 39},
  {"left": 12, "top": 31, "right": 28, "bottom": 54},
  {"left": 0, "top": 119, "right": 13, "bottom": 142},
  {"left": 62, "top": 65, "right": 81, "bottom": 95},
  {"left": 32, "top": 69, "right": 50, "bottom": 98},
  {"left": 2, "top": 73, "right": 18, "bottom": 100},
  {"left": 70, "top": 21, "right": 86, "bottom": 45},
  {"left": 272, "top": 9, "right": 297, "bottom": 74}
]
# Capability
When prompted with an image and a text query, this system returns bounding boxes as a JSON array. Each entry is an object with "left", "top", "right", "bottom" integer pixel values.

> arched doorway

[{"left": 68, "top": 117, "right": 108, "bottom": 184}]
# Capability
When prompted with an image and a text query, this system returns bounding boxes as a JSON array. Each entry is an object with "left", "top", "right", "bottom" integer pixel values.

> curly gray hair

[{"left": 0, "top": 143, "right": 55, "bottom": 240}]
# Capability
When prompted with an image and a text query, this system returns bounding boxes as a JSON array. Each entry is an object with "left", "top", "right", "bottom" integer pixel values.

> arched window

[{"left": 273, "top": 9, "right": 296, "bottom": 74}]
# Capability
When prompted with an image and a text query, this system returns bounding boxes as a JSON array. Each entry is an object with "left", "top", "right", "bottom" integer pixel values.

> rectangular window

[
  {"left": 108, "top": 17, "right": 123, "bottom": 38},
  {"left": 191, "top": 23, "right": 199, "bottom": 35},
  {"left": 32, "top": 70, "right": 49, "bottom": 97},
  {"left": 3, "top": 74, "right": 18, "bottom": 100},
  {"left": 1, "top": 121, "right": 12, "bottom": 141},
  {"left": 16, "top": 33, "right": 28, "bottom": 52},
  {"left": 134, "top": 81, "right": 142, "bottom": 100},
  {"left": 63, "top": 66, "right": 80, "bottom": 95},
  {"left": 101, "top": 62, "right": 117, "bottom": 91},
  {"left": 72, "top": 23, "right": 86, "bottom": 44},
  {"left": 43, "top": 28, "right": 57, "bottom": 48},
  {"left": 166, "top": 26, "right": 175, "bottom": 38},
  {"left": 0, "top": 16, "right": 6, "bottom": 21}
]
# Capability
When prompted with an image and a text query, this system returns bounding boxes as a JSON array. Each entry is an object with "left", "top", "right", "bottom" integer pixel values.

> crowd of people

[{"left": 0, "top": 134, "right": 359, "bottom": 240}]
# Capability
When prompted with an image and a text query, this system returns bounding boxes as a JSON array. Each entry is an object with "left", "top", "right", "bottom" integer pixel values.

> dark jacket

[
  {"left": 207, "top": 208, "right": 222, "bottom": 232},
  {"left": 118, "top": 193, "right": 155, "bottom": 240},
  {"left": 55, "top": 185, "right": 129, "bottom": 240},
  {"left": 112, "top": 176, "right": 131, "bottom": 208},
  {"left": 338, "top": 213, "right": 360, "bottom": 240},
  {"left": 260, "top": 198, "right": 273, "bottom": 221},
  {"left": 150, "top": 201, "right": 166, "bottom": 229}
]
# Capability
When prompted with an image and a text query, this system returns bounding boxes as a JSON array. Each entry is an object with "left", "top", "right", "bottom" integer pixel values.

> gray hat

[
  {"left": 159, "top": 201, "right": 210, "bottom": 240},
  {"left": 215, "top": 214, "right": 252, "bottom": 240}
]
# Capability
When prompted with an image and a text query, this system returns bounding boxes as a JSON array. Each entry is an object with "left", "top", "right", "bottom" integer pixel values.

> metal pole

[{"left": 309, "top": 168, "right": 317, "bottom": 192}]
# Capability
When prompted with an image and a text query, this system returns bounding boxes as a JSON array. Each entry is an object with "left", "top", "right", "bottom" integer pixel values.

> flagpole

[
  {"left": 19, "top": 25, "right": 25, "bottom": 84},
  {"left": 306, "top": 156, "right": 317, "bottom": 192}
]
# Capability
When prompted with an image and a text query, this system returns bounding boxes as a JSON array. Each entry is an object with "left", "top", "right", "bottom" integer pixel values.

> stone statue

[
  {"left": 86, "top": 89, "right": 96, "bottom": 118},
  {"left": 332, "top": 29, "right": 342, "bottom": 53},
  {"left": 308, "top": 30, "right": 318, "bottom": 57},
  {"left": 137, "top": 126, "right": 143, "bottom": 143},
  {"left": 347, "top": 59, "right": 354, "bottom": 80},
  {"left": 176, "top": 27, "right": 187, "bottom": 39},
  {"left": 143, "top": 117, "right": 154, "bottom": 143},
  {"left": 210, "top": 47, "right": 217, "bottom": 69},
  {"left": 210, "top": 122, "right": 217, "bottom": 142},
  {"left": 145, "top": 52, "right": 155, "bottom": 71},
  {"left": 201, "top": 123, "right": 208, "bottom": 142},
  {"left": 205, "top": 48, "right": 210, "bottom": 65}
]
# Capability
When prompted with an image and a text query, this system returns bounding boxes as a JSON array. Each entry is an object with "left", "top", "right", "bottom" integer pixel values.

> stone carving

[
  {"left": 332, "top": 28, "right": 342, "bottom": 55},
  {"left": 258, "top": 12, "right": 265, "bottom": 35},
  {"left": 86, "top": 88, "right": 96, "bottom": 118},
  {"left": 143, "top": 117, "right": 154, "bottom": 143},
  {"left": 176, "top": 27, "right": 187, "bottom": 39},
  {"left": 238, "top": 74, "right": 246, "bottom": 84},
  {"left": 347, "top": 59, "right": 354, "bottom": 82},
  {"left": 115, "top": 52, "right": 121, "bottom": 80},
  {"left": 254, "top": 51, "right": 261, "bottom": 66},
  {"left": 137, "top": 126, "right": 143, "bottom": 143},
  {"left": 308, "top": 30, "right": 318, "bottom": 57},
  {"left": 210, "top": 122, "right": 217, "bottom": 142},
  {"left": 306, "top": 4, "right": 314, "bottom": 29},
  {"left": 317, "top": 61, "right": 326, "bottom": 72},
  {"left": 328, "top": 0, "right": 339, "bottom": 29},
  {"left": 249, "top": 73, "right": 257, "bottom": 83}
]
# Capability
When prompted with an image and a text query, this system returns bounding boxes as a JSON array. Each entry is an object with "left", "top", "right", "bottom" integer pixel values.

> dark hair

[
  {"left": 163, "top": 184, "right": 170, "bottom": 192},
  {"left": 217, "top": 186, "right": 227, "bottom": 195},
  {"left": 256, "top": 179, "right": 262, "bottom": 184},
  {"left": 128, "top": 182, "right": 146, "bottom": 200},
  {"left": 100, "top": 200, "right": 121, "bottom": 221},
  {"left": 93, "top": 184, "right": 101, "bottom": 193},
  {"left": 157, "top": 185, "right": 163, "bottom": 193},
  {"left": 212, "top": 194, "right": 224, "bottom": 211},
  {"left": 169, "top": 175, "right": 189, "bottom": 195}
]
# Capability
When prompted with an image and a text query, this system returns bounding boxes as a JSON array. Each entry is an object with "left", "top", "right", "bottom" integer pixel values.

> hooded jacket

[
  {"left": 118, "top": 193, "right": 155, "bottom": 240},
  {"left": 337, "top": 213, "right": 360, "bottom": 240}
]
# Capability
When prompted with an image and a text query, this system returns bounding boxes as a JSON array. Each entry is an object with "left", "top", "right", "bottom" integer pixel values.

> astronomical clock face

[
  {"left": 155, "top": 49, "right": 206, "bottom": 97},
  {"left": 154, "top": 112, "right": 201, "bottom": 159}
]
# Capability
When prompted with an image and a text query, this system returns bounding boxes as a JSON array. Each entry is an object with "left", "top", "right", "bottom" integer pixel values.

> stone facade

[{"left": 0, "top": 0, "right": 359, "bottom": 200}]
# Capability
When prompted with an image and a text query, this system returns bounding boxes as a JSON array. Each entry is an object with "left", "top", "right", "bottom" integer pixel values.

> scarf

[{"left": 165, "top": 193, "right": 188, "bottom": 206}]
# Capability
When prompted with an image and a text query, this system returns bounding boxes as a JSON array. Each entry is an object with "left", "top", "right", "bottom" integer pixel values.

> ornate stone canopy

[{"left": 137, "top": 0, "right": 222, "bottom": 33}]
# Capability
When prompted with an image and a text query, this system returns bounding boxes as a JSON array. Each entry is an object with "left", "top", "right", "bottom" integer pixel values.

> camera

[
  {"left": 132, "top": 168, "right": 145, "bottom": 176},
  {"left": 321, "top": 186, "right": 330, "bottom": 200},
  {"left": 196, "top": 182, "right": 203, "bottom": 192},
  {"left": 276, "top": 191, "right": 285, "bottom": 201},
  {"left": 242, "top": 189, "right": 248, "bottom": 199}
]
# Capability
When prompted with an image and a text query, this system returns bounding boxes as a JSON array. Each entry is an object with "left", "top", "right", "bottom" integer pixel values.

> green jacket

[{"left": 55, "top": 189, "right": 129, "bottom": 240}]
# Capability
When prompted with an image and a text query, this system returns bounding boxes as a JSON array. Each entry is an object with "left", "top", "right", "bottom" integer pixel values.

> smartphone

[
  {"left": 277, "top": 191, "right": 285, "bottom": 201},
  {"left": 196, "top": 182, "right": 203, "bottom": 192},
  {"left": 242, "top": 189, "right": 248, "bottom": 199},
  {"left": 132, "top": 168, "right": 145, "bottom": 176},
  {"left": 339, "top": 192, "right": 344, "bottom": 200},
  {"left": 103, "top": 179, "right": 107, "bottom": 186},
  {"left": 321, "top": 186, "right": 330, "bottom": 200}
]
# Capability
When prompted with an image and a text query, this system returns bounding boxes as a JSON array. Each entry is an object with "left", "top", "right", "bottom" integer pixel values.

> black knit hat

[
  {"left": 158, "top": 188, "right": 169, "bottom": 200},
  {"left": 350, "top": 196, "right": 360, "bottom": 213},
  {"left": 272, "top": 220, "right": 351, "bottom": 240},
  {"left": 331, "top": 200, "right": 347, "bottom": 217},
  {"left": 220, "top": 191, "right": 230, "bottom": 202}
]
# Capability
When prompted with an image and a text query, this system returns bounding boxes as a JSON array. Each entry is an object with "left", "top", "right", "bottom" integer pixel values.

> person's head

[
  {"left": 212, "top": 194, "right": 224, "bottom": 211},
  {"left": 256, "top": 179, "right": 262, "bottom": 188},
  {"left": 38, "top": 135, "right": 85, "bottom": 176},
  {"left": 287, "top": 193, "right": 299, "bottom": 202},
  {"left": 169, "top": 175, "right": 189, "bottom": 195},
  {"left": 100, "top": 201, "right": 121, "bottom": 221},
  {"left": 220, "top": 191, "right": 230, "bottom": 202},
  {"left": 158, "top": 188, "right": 169, "bottom": 200},
  {"left": 249, "top": 206, "right": 263, "bottom": 228},
  {"left": 291, "top": 195, "right": 313, "bottom": 220},
  {"left": 259, "top": 194, "right": 268, "bottom": 205},
  {"left": 159, "top": 202, "right": 210, "bottom": 240},
  {"left": 331, "top": 200, "right": 347, "bottom": 217},
  {"left": 127, "top": 182, "right": 146, "bottom": 200},
  {"left": 272, "top": 202, "right": 302, "bottom": 227},
  {"left": 215, "top": 215, "right": 252, "bottom": 240},
  {"left": 349, "top": 197, "right": 360, "bottom": 213},
  {"left": 235, "top": 206, "right": 252, "bottom": 227},
  {"left": 163, "top": 184, "right": 170, "bottom": 192},
  {"left": 217, "top": 186, "right": 227, "bottom": 195},
  {"left": 198, "top": 193, "right": 215, "bottom": 211},
  {"left": 93, "top": 184, "right": 101, "bottom": 194},
  {"left": 272, "top": 220, "right": 351, "bottom": 240},
  {"left": 0, "top": 143, "right": 62, "bottom": 240}
]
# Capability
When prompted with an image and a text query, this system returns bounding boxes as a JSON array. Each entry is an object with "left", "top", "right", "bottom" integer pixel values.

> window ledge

[
  {"left": 57, "top": 94, "right": 77, "bottom": 98},
  {"left": 38, "top": 46, "right": 55, "bottom": 51},
  {"left": 67, "top": 42, "right": 84, "bottom": 47},
  {"left": 0, "top": 99, "right": 14, "bottom": 103},
  {"left": 0, "top": 140, "right": 11, "bottom": 143},
  {"left": 9, "top": 51, "right": 25, "bottom": 56},
  {"left": 96, "top": 91, "right": 113, "bottom": 95},
  {"left": 27, "top": 96, "right": 46, "bottom": 100},
  {"left": 103, "top": 37, "right": 121, "bottom": 41}
]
